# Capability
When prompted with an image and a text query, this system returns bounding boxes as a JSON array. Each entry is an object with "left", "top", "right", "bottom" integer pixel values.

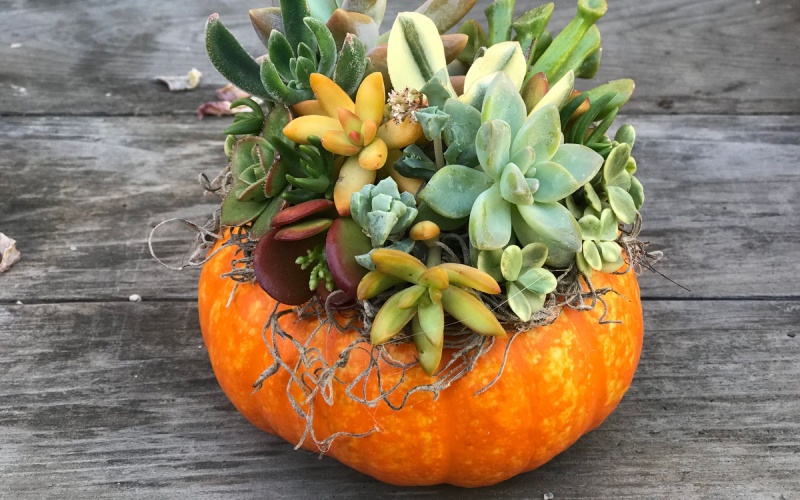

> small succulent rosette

[{"left": 199, "top": 0, "right": 648, "bottom": 376}]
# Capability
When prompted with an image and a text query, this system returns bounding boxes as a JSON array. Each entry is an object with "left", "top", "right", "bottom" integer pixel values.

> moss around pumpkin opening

[{"left": 150, "top": 0, "right": 659, "bottom": 487}]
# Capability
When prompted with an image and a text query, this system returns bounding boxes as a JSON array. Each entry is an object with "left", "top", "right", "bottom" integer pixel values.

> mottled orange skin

[{"left": 199, "top": 244, "right": 644, "bottom": 487}]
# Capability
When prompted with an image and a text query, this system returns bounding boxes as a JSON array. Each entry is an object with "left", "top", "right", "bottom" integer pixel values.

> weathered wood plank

[
  {"left": 1, "top": 114, "right": 798, "bottom": 302},
  {"left": 0, "top": 0, "right": 797, "bottom": 116},
  {"left": 0, "top": 300, "right": 797, "bottom": 498}
]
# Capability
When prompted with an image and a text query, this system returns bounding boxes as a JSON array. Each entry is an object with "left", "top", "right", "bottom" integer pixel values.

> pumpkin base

[{"left": 198, "top": 243, "right": 644, "bottom": 487}]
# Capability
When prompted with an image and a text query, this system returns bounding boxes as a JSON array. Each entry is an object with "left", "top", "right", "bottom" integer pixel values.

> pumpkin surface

[{"left": 198, "top": 243, "right": 644, "bottom": 487}]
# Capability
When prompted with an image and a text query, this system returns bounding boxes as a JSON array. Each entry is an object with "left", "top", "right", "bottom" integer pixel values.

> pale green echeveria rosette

[
  {"left": 419, "top": 72, "right": 604, "bottom": 267},
  {"left": 350, "top": 177, "right": 418, "bottom": 270},
  {"left": 478, "top": 242, "right": 557, "bottom": 322},
  {"left": 575, "top": 208, "right": 625, "bottom": 277}
]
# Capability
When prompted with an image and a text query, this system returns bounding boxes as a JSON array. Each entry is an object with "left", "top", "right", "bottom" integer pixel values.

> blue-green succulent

[{"left": 419, "top": 72, "right": 604, "bottom": 266}]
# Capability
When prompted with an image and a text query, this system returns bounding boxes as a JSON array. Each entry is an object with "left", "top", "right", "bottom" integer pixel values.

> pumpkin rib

[{"left": 199, "top": 242, "right": 644, "bottom": 487}]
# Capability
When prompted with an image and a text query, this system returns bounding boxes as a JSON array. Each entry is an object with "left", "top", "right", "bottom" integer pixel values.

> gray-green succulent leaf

[{"left": 351, "top": 177, "right": 418, "bottom": 247}]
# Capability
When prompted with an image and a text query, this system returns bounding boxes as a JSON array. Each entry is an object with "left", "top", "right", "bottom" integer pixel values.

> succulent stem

[{"left": 433, "top": 136, "right": 445, "bottom": 170}]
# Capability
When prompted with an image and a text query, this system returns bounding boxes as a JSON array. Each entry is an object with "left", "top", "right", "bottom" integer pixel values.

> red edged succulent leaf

[
  {"left": 271, "top": 199, "right": 337, "bottom": 228},
  {"left": 274, "top": 218, "right": 333, "bottom": 241},
  {"left": 253, "top": 229, "right": 327, "bottom": 305},
  {"left": 325, "top": 218, "right": 373, "bottom": 297}
]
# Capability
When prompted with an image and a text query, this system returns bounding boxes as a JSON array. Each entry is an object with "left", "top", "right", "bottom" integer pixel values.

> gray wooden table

[{"left": 1, "top": 0, "right": 798, "bottom": 498}]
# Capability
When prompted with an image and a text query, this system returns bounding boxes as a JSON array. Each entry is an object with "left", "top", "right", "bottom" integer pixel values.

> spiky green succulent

[
  {"left": 357, "top": 249, "right": 504, "bottom": 375},
  {"left": 419, "top": 73, "right": 604, "bottom": 265},
  {"left": 270, "top": 135, "right": 336, "bottom": 205},
  {"left": 205, "top": 0, "right": 368, "bottom": 105}
]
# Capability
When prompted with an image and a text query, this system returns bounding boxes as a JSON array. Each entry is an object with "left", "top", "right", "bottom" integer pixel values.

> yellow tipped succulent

[
  {"left": 357, "top": 249, "right": 504, "bottom": 375},
  {"left": 283, "top": 72, "right": 423, "bottom": 215}
]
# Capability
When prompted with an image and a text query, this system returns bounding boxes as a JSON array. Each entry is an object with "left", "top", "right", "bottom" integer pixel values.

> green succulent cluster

[
  {"left": 351, "top": 178, "right": 418, "bottom": 247},
  {"left": 478, "top": 243, "right": 558, "bottom": 322},
  {"left": 575, "top": 208, "right": 624, "bottom": 277},
  {"left": 358, "top": 250, "right": 504, "bottom": 375},
  {"left": 296, "top": 244, "right": 335, "bottom": 291},
  {"left": 455, "top": 0, "right": 606, "bottom": 84},
  {"left": 206, "top": 0, "right": 368, "bottom": 105},
  {"left": 419, "top": 73, "right": 604, "bottom": 266},
  {"left": 270, "top": 135, "right": 336, "bottom": 204},
  {"left": 220, "top": 136, "right": 288, "bottom": 238}
]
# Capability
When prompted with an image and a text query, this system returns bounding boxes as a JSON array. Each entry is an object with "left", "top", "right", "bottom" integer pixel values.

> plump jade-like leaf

[
  {"left": 419, "top": 165, "right": 493, "bottom": 219},
  {"left": 371, "top": 288, "right": 419, "bottom": 345},
  {"left": 250, "top": 194, "right": 289, "bottom": 238},
  {"left": 512, "top": 104, "right": 562, "bottom": 161},
  {"left": 599, "top": 208, "right": 618, "bottom": 240},
  {"left": 507, "top": 282, "right": 532, "bottom": 322},
  {"left": 500, "top": 162, "right": 533, "bottom": 205},
  {"left": 342, "top": 0, "right": 387, "bottom": 25},
  {"left": 442, "top": 98, "right": 482, "bottom": 165},
  {"left": 615, "top": 124, "right": 636, "bottom": 148},
  {"left": 274, "top": 218, "right": 333, "bottom": 241},
  {"left": 521, "top": 242, "right": 549, "bottom": 268},
  {"left": 579, "top": 213, "right": 602, "bottom": 241},
  {"left": 249, "top": 8, "right": 284, "bottom": 48},
  {"left": 582, "top": 240, "right": 602, "bottom": 270},
  {"left": 388, "top": 12, "right": 454, "bottom": 96},
  {"left": 500, "top": 245, "right": 523, "bottom": 281},
  {"left": 604, "top": 143, "right": 632, "bottom": 183},
  {"left": 357, "top": 270, "right": 404, "bottom": 300},
  {"left": 629, "top": 176, "right": 645, "bottom": 210},
  {"left": 438, "top": 263, "right": 501, "bottom": 294},
  {"left": 551, "top": 143, "right": 604, "bottom": 185},
  {"left": 606, "top": 185, "right": 638, "bottom": 224},
  {"left": 515, "top": 201, "right": 582, "bottom": 266},
  {"left": 469, "top": 184, "right": 512, "bottom": 250},
  {"left": 598, "top": 240, "right": 622, "bottom": 263},
  {"left": 440, "top": 286, "right": 505, "bottom": 337},
  {"left": 529, "top": 161, "right": 579, "bottom": 203},
  {"left": 206, "top": 14, "right": 268, "bottom": 99},
  {"left": 476, "top": 120, "right": 511, "bottom": 181},
  {"left": 371, "top": 249, "right": 427, "bottom": 284},
  {"left": 272, "top": 199, "right": 337, "bottom": 227},
  {"left": 416, "top": 299, "right": 444, "bottom": 349},
  {"left": 531, "top": 70, "right": 575, "bottom": 115},
  {"left": 220, "top": 192, "right": 266, "bottom": 227},
  {"left": 481, "top": 73, "right": 527, "bottom": 139},
  {"left": 477, "top": 248, "right": 504, "bottom": 282},
  {"left": 412, "top": 314, "right": 442, "bottom": 376},
  {"left": 463, "top": 41, "right": 526, "bottom": 95},
  {"left": 327, "top": 9, "right": 379, "bottom": 51},
  {"left": 254, "top": 229, "right": 327, "bottom": 305},
  {"left": 516, "top": 267, "right": 557, "bottom": 294},
  {"left": 325, "top": 217, "right": 373, "bottom": 297}
]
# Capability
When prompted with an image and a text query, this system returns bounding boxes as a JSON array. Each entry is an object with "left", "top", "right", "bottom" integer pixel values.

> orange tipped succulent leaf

[{"left": 283, "top": 72, "right": 423, "bottom": 215}]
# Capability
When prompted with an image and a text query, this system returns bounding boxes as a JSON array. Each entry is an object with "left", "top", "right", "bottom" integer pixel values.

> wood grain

[
  {"left": 0, "top": 300, "right": 797, "bottom": 498},
  {"left": 0, "top": 0, "right": 798, "bottom": 116},
  {"left": 1, "top": 114, "right": 798, "bottom": 302}
]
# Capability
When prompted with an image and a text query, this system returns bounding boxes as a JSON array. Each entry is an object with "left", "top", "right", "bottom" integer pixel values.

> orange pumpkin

[{"left": 199, "top": 242, "right": 644, "bottom": 487}]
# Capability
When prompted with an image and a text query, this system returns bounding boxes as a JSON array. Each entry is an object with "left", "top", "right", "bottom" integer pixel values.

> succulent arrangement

[{"left": 203, "top": 0, "right": 646, "bottom": 376}]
